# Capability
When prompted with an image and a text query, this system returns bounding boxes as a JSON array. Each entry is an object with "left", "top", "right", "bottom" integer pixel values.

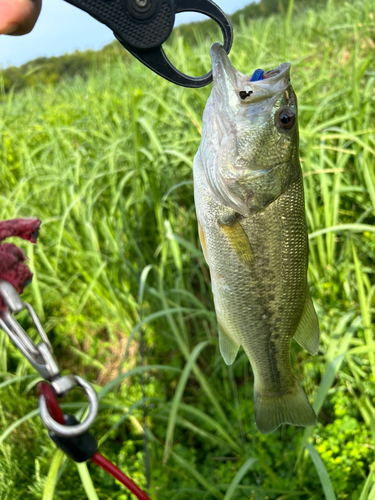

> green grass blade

[
  {"left": 352, "top": 242, "right": 374, "bottom": 375},
  {"left": 296, "top": 353, "right": 346, "bottom": 466},
  {"left": 138, "top": 264, "right": 154, "bottom": 307},
  {"left": 159, "top": 291, "right": 236, "bottom": 434},
  {"left": 42, "top": 450, "right": 65, "bottom": 500},
  {"left": 359, "top": 463, "right": 375, "bottom": 500},
  {"left": 76, "top": 462, "right": 100, "bottom": 500},
  {"left": 175, "top": 403, "right": 242, "bottom": 454},
  {"left": 309, "top": 224, "right": 375, "bottom": 239},
  {"left": 163, "top": 340, "right": 210, "bottom": 464},
  {"left": 0, "top": 409, "right": 39, "bottom": 445},
  {"left": 369, "top": 477, "right": 375, "bottom": 500},
  {"left": 123, "top": 307, "right": 202, "bottom": 360},
  {"left": 0, "top": 374, "right": 36, "bottom": 390},
  {"left": 313, "top": 354, "right": 345, "bottom": 415},
  {"left": 305, "top": 443, "right": 336, "bottom": 500},
  {"left": 99, "top": 364, "right": 182, "bottom": 399},
  {"left": 223, "top": 457, "right": 257, "bottom": 500},
  {"left": 171, "top": 451, "right": 224, "bottom": 499}
]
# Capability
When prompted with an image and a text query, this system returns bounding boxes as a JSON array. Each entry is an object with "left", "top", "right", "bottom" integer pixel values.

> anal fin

[
  {"left": 218, "top": 321, "right": 240, "bottom": 365},
  {"left": 293, "top": 295, "right": 320, "bottom": 355}
]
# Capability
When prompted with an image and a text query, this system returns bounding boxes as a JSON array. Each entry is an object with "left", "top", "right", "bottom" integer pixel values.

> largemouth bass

[{"left": 193, "top": 43, "right": 320, "bottom": 434}]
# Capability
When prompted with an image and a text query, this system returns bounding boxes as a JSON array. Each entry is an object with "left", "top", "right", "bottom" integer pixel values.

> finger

[{"left": 0, "top": 0, "right": 42, "bottom": 36}]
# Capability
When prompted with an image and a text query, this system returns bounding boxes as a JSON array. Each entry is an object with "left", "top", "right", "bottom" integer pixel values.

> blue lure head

[{"left": 249, "top": 69, "right": 264, "bottom": 82}]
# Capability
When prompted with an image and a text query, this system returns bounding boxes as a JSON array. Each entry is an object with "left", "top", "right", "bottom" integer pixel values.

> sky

[{"left": 0, "top": 0, "right": 253, "bottom": 68}]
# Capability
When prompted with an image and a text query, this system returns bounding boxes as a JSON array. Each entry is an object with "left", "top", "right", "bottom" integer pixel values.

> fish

[{"left": 193, "top": 43, "right": 320, "bottom": 434}]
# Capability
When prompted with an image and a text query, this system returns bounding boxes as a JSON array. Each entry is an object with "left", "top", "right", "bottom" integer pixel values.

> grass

[{"left": 0, "top": 0, "right": 375, "bottom": 498}]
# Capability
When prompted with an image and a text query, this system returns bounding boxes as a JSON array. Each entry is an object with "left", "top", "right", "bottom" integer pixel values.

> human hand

[{"left": 0, "top": 0, "right": 41, "bottom": 35}]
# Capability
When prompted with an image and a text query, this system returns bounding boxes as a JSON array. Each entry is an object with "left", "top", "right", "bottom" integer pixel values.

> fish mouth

[{"left": 210, "top": 42, "right": 290, "bottom": 104}]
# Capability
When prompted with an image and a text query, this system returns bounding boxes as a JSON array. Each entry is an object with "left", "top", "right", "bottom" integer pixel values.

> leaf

[
  {"left": 296, "top": 353, "right": 345, "bottom": 466},
  {"left": 223, "top": 457, "right": 258, "bottom": 500},
  {"left": 169, "top": 402, "right": 242, "bottom": 454},
  {"left": 42, "top": 450, "right": 65, "bottom": 500},
  {"left": 163, "top": 341, "right": 210, "bottom": 464},
  {"left": 305, "top": 443, "right": 336, "bottom": 500},
  {"left": 359, "top": 463, "right": 375, "bottom": 500},
  {"left": 122, "top": 307, "right": 200, "bottom": 361},
  {"left": 138, "top": 264, "right": 154, "bottom": 308},
  {"left": 0, "top": 374, "right": 36, "bottom": 390},
  {"left": 352, "top": 242, "right": 375, "bottom": 376},
  {"left": 76, "top": 462, "right": 100, "bottom": 500},
  {"left": 309, "top": 223, "right": 375, "bottom": 239},
  {"left": 0, "top": 409, "right": 39, "bottom": 445},
  {"left": 99, "top": 364, "right": 182, "bottom": 399},
  {"left": 171, "top": 451, "right": 223, "bottom": 499},
  {"left": 313, "top": 354, "right": 345, "bottom": 414},
  {"left": 369, "top": 480, "right": 375, "bottom": 500}
]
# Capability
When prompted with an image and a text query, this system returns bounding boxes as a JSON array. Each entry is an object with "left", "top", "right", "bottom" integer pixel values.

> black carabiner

[{"left": 63, "top": 0, "right": 233, "bottom": 87}]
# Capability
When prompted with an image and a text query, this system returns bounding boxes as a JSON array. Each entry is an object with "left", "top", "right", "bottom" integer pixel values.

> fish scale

[
  {"left": 194, "top": 43, "right": 320, "bottom": 434},
  {"left": 196, "top": 163, "right": 306, "bottom": 390}
]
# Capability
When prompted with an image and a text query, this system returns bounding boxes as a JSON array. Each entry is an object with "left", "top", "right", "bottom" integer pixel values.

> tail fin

[{"left": 254, "top": 384, "right": 317, "bottom": 434}]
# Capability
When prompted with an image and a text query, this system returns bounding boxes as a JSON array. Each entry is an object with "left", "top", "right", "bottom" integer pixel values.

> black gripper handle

[
  {"left": 64, "top": 0, "right": 175, "bottom": 49},
  {"left": 63, "top": 0, "right": 233, "bottom": 87}
]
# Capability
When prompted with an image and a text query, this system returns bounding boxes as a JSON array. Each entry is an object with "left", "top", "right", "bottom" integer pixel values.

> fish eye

[{"left": 276, "top": 108, "right": 295, "bottom": 131}]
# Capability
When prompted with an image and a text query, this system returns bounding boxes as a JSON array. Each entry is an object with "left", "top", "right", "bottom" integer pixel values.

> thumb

[{"left": 0, "top": 0, "right": 42, "bottom": 36}]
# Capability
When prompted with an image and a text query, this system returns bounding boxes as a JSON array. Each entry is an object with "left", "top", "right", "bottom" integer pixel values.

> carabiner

[
  {"left": 0, "top": 281, "right": 99, "bottom": 438},
  {"left": 63, "top": 0, "right": 233, "bottom": 87},
  {"left": 0, "top": 280, "right": 59, "bottom": 380}
]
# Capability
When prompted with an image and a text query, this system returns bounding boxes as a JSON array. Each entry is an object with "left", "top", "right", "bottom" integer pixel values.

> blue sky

[{"left": 0, "top": 0, "right": 253, "bottom": 68}]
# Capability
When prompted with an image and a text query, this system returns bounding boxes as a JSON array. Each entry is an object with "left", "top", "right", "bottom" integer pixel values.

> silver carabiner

[
  {"left": 0, "top": 280, "right": 59, "bottom": 380},
  {"left": 0, "top": 281, "right": 99, "bottom": 438}
]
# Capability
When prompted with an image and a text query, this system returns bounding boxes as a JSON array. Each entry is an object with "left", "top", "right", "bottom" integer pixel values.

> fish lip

[
  {"left": 210, "top": 42, "right": 239, "bottom": 88},
  {"left": 210, "top": 42, "right": 291, "bottom": 101}
]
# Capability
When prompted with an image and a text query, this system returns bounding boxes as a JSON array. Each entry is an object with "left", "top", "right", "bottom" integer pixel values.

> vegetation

[
  {"left": 0, "top": 0, "right": 325, "bottom": 94},
  {"left": 0, "top": 0, "right": 374, "bottom": 499}
]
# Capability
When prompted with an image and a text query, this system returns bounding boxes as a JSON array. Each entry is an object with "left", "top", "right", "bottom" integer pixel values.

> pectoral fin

[
  {"left": 218, "top": 321, "right": 240, "bottom": 365},
  {"left": 218, "top": 214, "right": 254, "bottom": 269},
  {"left": 293, "top": 295, "right": 320, "bottom": 355}
]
